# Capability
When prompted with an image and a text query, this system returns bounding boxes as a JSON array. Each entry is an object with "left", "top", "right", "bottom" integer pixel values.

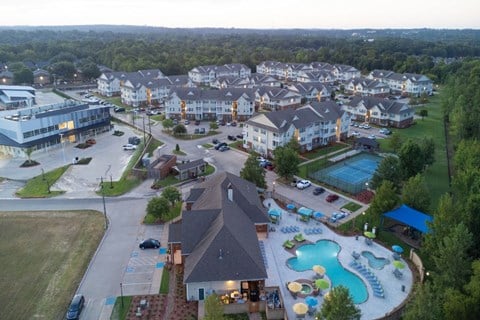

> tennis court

[{"left": 309, "top": 153, "right": 382, "bottom": 194}]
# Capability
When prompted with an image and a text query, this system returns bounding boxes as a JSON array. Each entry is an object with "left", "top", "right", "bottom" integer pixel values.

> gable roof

[
  {"left": 348, "top": 96, "right": 411, "bottom": 114},
  {"left": 179, "top": 172, "right": 269, "bottom": 283}
]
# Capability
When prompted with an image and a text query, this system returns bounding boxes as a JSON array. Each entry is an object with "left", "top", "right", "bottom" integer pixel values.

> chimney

[{"left": 227, "top": 183, "right": 233, "bottom": 202}]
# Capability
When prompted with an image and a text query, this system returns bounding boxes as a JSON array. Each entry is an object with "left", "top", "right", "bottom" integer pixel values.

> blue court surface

[
  {"left": 159, "top": 247, "right": 167, "bottom": 254},
  {"left": 156, "top": 262, "right": 165, "bottom": 269},
  {"left": 327, "top": 158, "right": 379, "bottom": 184}
]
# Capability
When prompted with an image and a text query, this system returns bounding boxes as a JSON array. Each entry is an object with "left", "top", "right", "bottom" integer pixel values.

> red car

[{"left": 326, "top": 194, "right": 339, "bottom": 202}]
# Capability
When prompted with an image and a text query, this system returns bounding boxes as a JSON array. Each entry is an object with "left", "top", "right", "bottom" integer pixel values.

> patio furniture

[
  {"left": 300, "top": 215, "right": 310, "bottom": 223},
  {"left": 393, "top": 252, "right": 401, "bottom": 260},
  {"left": 393, "top": 268, "right": 404, "bottom": 279},
  {"left": 294, "top": 233, "right": 306, "bottom": 242},
  {"left": 283, "top": 240, "right": 295, "bottom": 249},
  {"left": 352, "top": 251, "right": 361, "bottom": 259}
]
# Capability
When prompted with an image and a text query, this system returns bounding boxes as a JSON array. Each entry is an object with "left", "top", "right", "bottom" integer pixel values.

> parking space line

[{"left": 121, "top": 282, "right": 152, "bottom": 286}]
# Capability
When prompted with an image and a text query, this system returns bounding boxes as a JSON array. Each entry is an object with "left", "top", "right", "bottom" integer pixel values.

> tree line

[{"left": 1, "top": 29, "right": 479, "bottom": 84}]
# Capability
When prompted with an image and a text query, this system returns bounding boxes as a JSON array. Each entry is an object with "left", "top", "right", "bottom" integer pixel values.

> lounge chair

[
  {"left": 352, "top": 251, "right": 361, "bottom": 260},
  {"left": 294, "top": 233, "right": 306, "bottom": 242},
  {"left": 393, "top": 252, "right": 401, "bottom": 260},
  {"left": 283, "top": 240, "right": 295, "bottom": 249},
  {"left": 393, "top": 268, "right": 404, "bottom": 279}
]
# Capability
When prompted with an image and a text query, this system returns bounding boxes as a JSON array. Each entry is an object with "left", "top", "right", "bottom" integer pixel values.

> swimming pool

[
  {"left": 362, "top": 251, "right": 390, "bottom": 269},
  {"left": 286, "top": 240, "right": 368, "bottom": 304}
]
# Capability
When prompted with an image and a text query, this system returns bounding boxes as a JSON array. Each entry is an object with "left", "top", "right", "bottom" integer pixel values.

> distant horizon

[
  {"left": 1, "top": 24, "right": 479, "bottom": 31},
  {"left": 1, "top": 0, "right": 479, "bottom": 29}
]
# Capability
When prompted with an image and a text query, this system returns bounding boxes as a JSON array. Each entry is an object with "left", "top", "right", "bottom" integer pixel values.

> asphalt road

[{"left": 0, "top": 90, "right": 367, "bottom": 319}]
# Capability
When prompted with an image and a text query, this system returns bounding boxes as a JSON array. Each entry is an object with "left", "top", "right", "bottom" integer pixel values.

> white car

[
  {"left": 296, "top": 180, "right": 312, "bottom": 189},
  {"left": 368, "top": 134, "right": 376, "bottom": 140},
  {"left": 122, "top": 144, "right": 137, "bottom": 150},
  {"left": 351, "top": 131, "right": 360, "bottom": 137}
]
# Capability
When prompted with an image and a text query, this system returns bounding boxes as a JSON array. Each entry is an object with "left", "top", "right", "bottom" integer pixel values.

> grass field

[
  {"left": 0, "top": 211, "right": 104, "bottom": 320},
  {"left": 15, "top": 165, "right": 70, "bottom": 198},
  {"left": 378, "top": 93, "right": 450, "bottom": 211}
]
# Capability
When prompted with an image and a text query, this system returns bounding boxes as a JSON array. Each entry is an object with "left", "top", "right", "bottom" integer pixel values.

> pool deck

[{"left": 263, "top": 198, "right": 413, "bottom": 320}]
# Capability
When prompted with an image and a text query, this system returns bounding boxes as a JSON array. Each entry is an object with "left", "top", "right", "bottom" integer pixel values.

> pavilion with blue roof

[{"left": 381, "top": 204, "right": 433, "bottom": 234}]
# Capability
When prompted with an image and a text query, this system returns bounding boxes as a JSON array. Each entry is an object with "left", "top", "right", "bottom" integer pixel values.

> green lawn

[
  {"left": 341, "top": 202, "right": 363, "bottom": 213},
  {"left": 378, "top": 93, "right": 449, "bottom": 210},
  {"left": 0, "top": 211, "right": 104, "bottom": 320},
  {"left": 16, "top": 165, "right": 70, "bottom": 198},
  {"left": 110, "top": 296, "right": 133, "bottom": 320},
  {"left": 301, "top": 143, "right": 349, "bottom": 160},
  {"left": 159, "top": 268, "right": 170, "bottom": 294}
]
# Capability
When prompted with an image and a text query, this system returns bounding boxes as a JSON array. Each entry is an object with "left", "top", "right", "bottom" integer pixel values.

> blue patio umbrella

[
  {"left": 392, "top": 245, "right": 404, "bottom": 253},
  {"left": 287, "top": 203, "right": 296, "bottom": 210},
  {"left": 298, "top": 207, "right": 313, "bottom": 217},
  {"left": 313, "top": 211, "right": 324, "bottom": 219},
  {"left": 268, "top": 208, "right": 281, "bottom": 217},
  {"left": 304, "top": 296, "right": 318, "bottom": 307}
]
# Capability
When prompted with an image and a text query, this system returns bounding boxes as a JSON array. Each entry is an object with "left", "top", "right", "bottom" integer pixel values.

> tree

[
  {"left": 162, "top": 118, "right": 174, "bottom": 131},
  {"left": 204, "top": 293, "right": 224, "bottom": 320},
  {"left": 421, "top": 137, "right": 435, "bottom": 167},
  {"left": 273, "top": 146, "right": 299, "bottom": 181},
  {"left": 419, "top": 109, "right": 428, "bottom": 120},
  {"left": 317, "top": 285, "right": 361, "bottom": 320},
  {"left": 162, "top": 186, "right": 181, "bottom": 207},
  {"left": 175, "top": 144, "right": 180, "bottom": 152},
  {"left": 240, "top": 153, "right": 266, "bottom": 189},
  {"left": 399, "top": 139, "right": 425, "bottom": 179},
  {"left": 403, "top": 282, "right": 443, "bottom": 320},
  {"left": 401, "top": 174, "right": 431, "bottom": 212},
  {"left": 209, "top": 121, "right": 218, "bottom": 131},
  {"left": 146, "top": 196, "right": 171, "bottom": 221},
  {"left": 173, "top": 124, "right": 187, "bottom": 135},
  {"left": 431, "top": 223, "right": 473, "bottom": 291},
  {"left": 389, "top": 133, "right": 403, "bottom": 153},
  {"left": 78, "top": 61, "right": 101, "bottom": 79},
  {"left": 367, "top": 180, "right": 399, "bottom": 222},
  {"left": 369, "top": 155, "right": 402, "bottom": 191},
  {"left": 50, "top": 61, "right": 76, "bottom": 79},
  {"left": 286, "top": 137, "right": 301, "bottom": 153},
  {"left": 14, "top": 67, "right": 33, "bottom": 84}
]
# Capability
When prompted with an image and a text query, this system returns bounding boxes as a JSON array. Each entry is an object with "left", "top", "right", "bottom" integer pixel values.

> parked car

[
  {"left": 66, "top": 294, "right": 85, "bottom": 320},
  {"left": 368, "top": 134, "right": 376, "bottom": 139},
  {"left": 351, "top": 131, "right": 360, "bottom": 137},
  {"left": 227, "top": 135, "right": 237, "bottom": 141},
  {"left": 123, "top": 144, "right": 137, "bottom": 150},
  {"left": 296, "top": 180, "right": 312, "bottom": 189},
  {"left": 313, "top": 187, "right": 325, "bottom": 195},
  {"left": 184, "top": 119, "right": 190, "bottom": 125},
  {"left": 194, "top": 128, "right": 200, "bottom": 134},
  {"left": 259, "top": 160, "right": 272, "bottom": 168},
  {"left": 379, "top": 128, "right": 392, "bottom": 135},
  {"left": 231, "top": 122, "right": 237, "bottom": 127},
  {"left": 128, "top": 136, "right": 141, "bottom": 145},
  {"left": 199, "top": 128, "right": 206, "bottom": 134},
  {"left": 219, "top": 145, "right": 230, "bottom": 152},
  {"left": 139, "top": 238, "right": 160, "bottom": 249},
  {"left": 85, "top": 138, "right": 96, "bottom": 145},
  {"left": 214, "top": 142, "right": 227, "bottom": 150},
  {"left": 113, "top": 107, "right": 125, "bottom": 113},
  {"left": 195, "top": 120, "right": 201, "bottom": 125},
  {"left": 326, "top": 194, "right": 339, "bottom": 202},
  {"left": 173, "top": 119, "right": 178, "bottom": 125},
  {"left": 236, "top": 134, "right": 243, "bottom": 139},
  {"left": 256, "top": 156, "right": 266, "bottom": 162},
  {"left": 212, "top": 138, "right": 220, "bottom": 144}
]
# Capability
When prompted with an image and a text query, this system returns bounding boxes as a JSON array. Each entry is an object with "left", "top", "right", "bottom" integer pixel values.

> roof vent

[
  {"left": 227, "top": 183, "right": 233, "bottom": 202},
  {"left": 218, "top": 249, "right": 223, "bottom": 260}
]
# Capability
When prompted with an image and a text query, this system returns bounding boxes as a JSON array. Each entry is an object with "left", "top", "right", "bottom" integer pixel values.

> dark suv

[{"left": 66, "top": 294, "right": 85, "bottom": 320}]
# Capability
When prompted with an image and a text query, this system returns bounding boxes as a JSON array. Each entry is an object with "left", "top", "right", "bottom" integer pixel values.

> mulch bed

[
  {"left": 126, "top": 295, "right": 167, "bottom": 320},
  {"left": 354, "top": 190, "right": 375, "bottom": 204},
  {"left": 125, "top": 265, "right": 198, "bottom": 320}
]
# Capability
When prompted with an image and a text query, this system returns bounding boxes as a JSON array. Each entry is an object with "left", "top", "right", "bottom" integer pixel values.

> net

[{"left": 343, "top": 162, "right": 376, "bottom": 175}]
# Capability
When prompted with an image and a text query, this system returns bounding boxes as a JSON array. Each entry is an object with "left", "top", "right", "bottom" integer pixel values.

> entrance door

[{"left": 198, "top": 288, "right": 205, "bottom": 300}]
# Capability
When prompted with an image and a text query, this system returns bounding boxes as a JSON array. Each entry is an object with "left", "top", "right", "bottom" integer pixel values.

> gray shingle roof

[
  {"left": 179, "top": 172, "right": 269, "bottom": 283},
  {"left": 174, "top": 159, "right": 205, "bottom": 172},
  {"left": 171, "top": 87, "right": 254, "bottom": 102},
  {"left": 348, "top": 96, "right": 411, "bottom": 115}
]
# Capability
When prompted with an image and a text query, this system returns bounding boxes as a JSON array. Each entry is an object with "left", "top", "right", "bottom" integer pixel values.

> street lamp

[
  {"left": 272, "top": 181, "right": 276, "bottom": 197},
  {"left": 120, "top": 282, "right": 124, "bottom": 308}
]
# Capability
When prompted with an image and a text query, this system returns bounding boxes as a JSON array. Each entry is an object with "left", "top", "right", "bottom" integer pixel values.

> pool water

[
  {"left": 301, "top": 284, "right": 312, "bottom": 294},
  {"left": 362, "top": 251, "right": 390, "bottom": 269},
  {"left": 287, "top": 240, "right": 368, "bottom": 304}
]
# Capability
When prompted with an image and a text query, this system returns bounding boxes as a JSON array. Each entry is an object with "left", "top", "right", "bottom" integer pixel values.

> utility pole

[
  {"left": 142, "top": 115, "right": 146, "bottom": 144},
  {"left": 120, "top": 282, "right": 124, "bottom": 308}
]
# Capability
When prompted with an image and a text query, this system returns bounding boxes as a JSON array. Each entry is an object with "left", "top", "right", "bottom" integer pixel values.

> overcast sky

[{"left": 1, "top": 0, "right": 479, "bottom": 29}]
